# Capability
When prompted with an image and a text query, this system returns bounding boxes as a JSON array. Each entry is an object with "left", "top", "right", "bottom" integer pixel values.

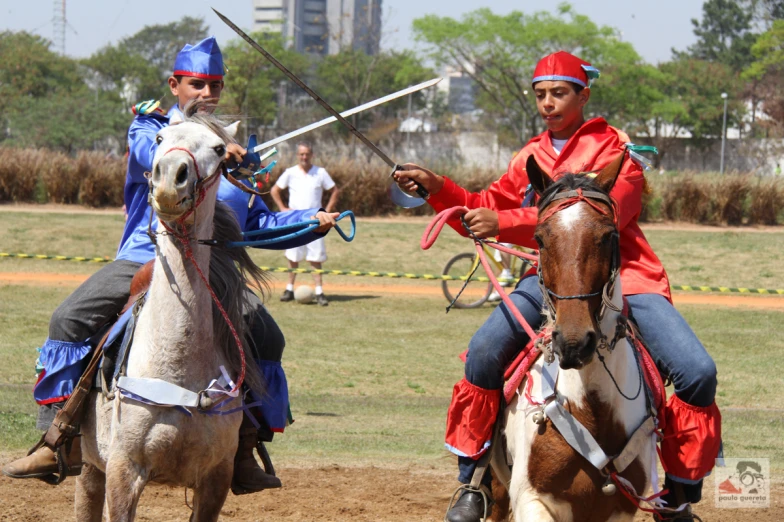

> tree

[
  {"left": 412, "top": 4, "right": 660, "bottom": 146},
  {"left": 0, "top": 31, "right": 84, "bottom": 113},
  {"left": 120, "top": 17, "right": 209, "bottom": 82},
  {"left": 649, "top": 59, "right": 744, "bottom": 163},
  {"left": 740, "top": 0, "right": 784, "bottom": 28},
  {"left": 220, "top": 32, "right": 309, "bottom": 142},
  {"left": 742, "top": 20, "right": 784, "bottom": 135},
  {"left": 678, "top": 0, "right": 758, "bottom": 72}
]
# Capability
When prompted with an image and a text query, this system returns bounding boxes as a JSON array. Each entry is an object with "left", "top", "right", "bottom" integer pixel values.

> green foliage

[
  {"left": 744, "top": 19, "right": 784, "bottom": 80},
  {"left": 220, "top": 32, "right": 309, "bottom": 138},
  {"left": 312, "top": 49, "right": 434, "bottom": 129},
  {"left": 653, "top": 58, "right": 743, "bottom": 144},
  {"left": 679, "top": 0, "right": 758, "bottom": 72},
  {"left": 120, "top": 16, "right": 208, "bottom": 83},
  {"left": 412, "top": 4, "right": 659, "bottom": 145}
]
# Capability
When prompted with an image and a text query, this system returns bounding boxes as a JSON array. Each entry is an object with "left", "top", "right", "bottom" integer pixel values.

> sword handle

[{"left": 392, "top": 165, "right": 429, "bottom": 200}]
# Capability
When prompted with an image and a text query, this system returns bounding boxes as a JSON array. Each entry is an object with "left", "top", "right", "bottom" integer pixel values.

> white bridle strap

[
  {"left": 117, "top": 376, "right": 200, "bottom": 408},
  {"left": 540, "top": 355, "right": 656, "bottom": 474}
]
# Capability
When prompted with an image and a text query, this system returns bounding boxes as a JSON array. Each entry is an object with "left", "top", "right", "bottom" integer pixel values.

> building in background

[
  {"left": 438, "top": 66, "right": 477, "bottom": 115},
  {"left": 252, "top": 0, "right": 381, "bottom": 55}
]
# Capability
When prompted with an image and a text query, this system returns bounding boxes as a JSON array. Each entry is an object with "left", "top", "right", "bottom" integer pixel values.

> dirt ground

[{"left": 0, "top": 462, "right": 780, "bottom": 521}]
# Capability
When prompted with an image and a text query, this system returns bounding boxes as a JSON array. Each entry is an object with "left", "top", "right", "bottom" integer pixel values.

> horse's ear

[
  {"left": 593, "top": 151, "right": 625, "bottom": 193},
  {"left": 169, "top": 112, "right": 184, "bottom": 125},
  {"left": 526, "top": 154, "right": 552, "bottom": 197},
  {"left": 224, "top": 121, "right": 240, "bottom": 138}
]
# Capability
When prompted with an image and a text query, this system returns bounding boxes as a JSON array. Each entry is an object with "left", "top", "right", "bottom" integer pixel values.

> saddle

[
  {"left": 32, "top": 261, "right": 154, "bottom": 484},
  {"left": 98, "top": 261, "right": 154, "bottom": 395}
]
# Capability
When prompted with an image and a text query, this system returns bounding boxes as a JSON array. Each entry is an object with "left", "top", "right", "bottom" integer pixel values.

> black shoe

[
  {"left": 446, "top": 489, "right": 489, "bottom": 522},
  {"left": 280, "top": 290, "right": 294, "bottom": 302},
  {"left": 316, "top": 293, "right": 329, "bottom": 306}
]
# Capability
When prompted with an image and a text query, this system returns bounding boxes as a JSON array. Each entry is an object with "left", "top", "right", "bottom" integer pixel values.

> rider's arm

[
  {"left": 244, "top": 186, "right": 328, "bottom": 250},
  {"left": 126, "top": 116, "right": 163, "bottom": 185},
  {"left": 608, "top": 159, "right": 646, "bottom": 231},
  {"left": 427, "top": 154, "right": 539, "bottom": 248}
]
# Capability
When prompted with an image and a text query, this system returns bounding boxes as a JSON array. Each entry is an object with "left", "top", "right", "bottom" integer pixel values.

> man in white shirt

[{"left": 271, "top": 142, "right": 340, "bottom": 306}]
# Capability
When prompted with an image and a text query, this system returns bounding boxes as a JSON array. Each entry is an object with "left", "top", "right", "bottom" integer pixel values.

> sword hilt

[{"left": 392, "top": 165, "right": 429, "bottom": 200}]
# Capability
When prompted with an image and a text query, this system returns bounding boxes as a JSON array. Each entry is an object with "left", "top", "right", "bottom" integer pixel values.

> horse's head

[
  {"left": 149, "top": 105, "right": 239, "bottom": 223},
  {"left": 528, "top": 152, "right": 624, "bottom": 370}
]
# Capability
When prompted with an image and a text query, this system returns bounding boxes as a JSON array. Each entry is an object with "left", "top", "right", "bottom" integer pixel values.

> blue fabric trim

[
  {"left": 444, "top": 440, "right": 491, "bottom": 458},
  {"left": 249, "top": 360, "right": 290, "bottom": 431},
  {"left": 666, "top": 472, "right": 712, "bottom": 485},
  {"left": 532, "top": 74, "right": 587, "bottom": 88},
  {"left": 33, "top": 339, "right": 93, "bottom": 404}
]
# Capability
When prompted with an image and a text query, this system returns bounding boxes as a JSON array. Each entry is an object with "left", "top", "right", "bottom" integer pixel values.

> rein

[
  {"left": 421, "top": 206, "right": 540, "bottom": 339},
  {"left": 147, "top": 149, "right": 247, "bottom": 398}
]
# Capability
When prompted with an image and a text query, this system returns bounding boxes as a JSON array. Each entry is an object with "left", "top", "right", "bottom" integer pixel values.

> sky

[{"left": 0, "top": 0, "right": 703, "bottom": 65}]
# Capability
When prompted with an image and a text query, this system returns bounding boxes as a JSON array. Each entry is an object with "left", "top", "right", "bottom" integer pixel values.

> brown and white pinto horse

[{"left": 490, "top": 153, "right": 659, "bottom": 521}]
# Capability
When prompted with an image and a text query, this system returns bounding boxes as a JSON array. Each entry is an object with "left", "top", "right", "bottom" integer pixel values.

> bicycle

[{"left": 441, "top": 242, "right": 537, "bottom": 309}]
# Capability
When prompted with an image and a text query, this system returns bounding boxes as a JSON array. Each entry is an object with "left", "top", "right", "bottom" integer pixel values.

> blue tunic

[
  {"left": 116, "top": 105, "right": 322, "bottom": 264},
  {"left": 36, "top": 105, "right": 321, "bottom": 430}
]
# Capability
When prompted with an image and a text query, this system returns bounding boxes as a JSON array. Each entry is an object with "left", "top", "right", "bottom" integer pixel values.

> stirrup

[
  {"left": 444, "top": 483, "right": 492, "bottom": 522},
  {"left": 256, "top": 439, "right": 276, "bottom": 477},
  {"left": 654, "top": 504, "right": 703, "bottom": 522},
  {"left": 28, "top": 434, "right": 83, "bottom": 486}
]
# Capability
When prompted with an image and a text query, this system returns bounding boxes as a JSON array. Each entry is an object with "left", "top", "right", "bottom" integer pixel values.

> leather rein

[{"left": 536, "top": 187, "right": 622, "bottom": 332}]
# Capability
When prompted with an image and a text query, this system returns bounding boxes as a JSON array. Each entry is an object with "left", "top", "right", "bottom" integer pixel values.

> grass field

[{"left": 1, "top": 210, "right": 784, "bottom": 474}]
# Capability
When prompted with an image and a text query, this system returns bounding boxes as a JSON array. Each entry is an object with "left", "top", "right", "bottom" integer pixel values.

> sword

[
  {"left": 252, "top": 77, "right": 441, "bottom": 153},
  {"left": 213, "top": 8, "right": 432, "bottom": 208}
]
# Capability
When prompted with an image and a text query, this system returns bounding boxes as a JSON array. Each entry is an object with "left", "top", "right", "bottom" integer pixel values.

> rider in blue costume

[{"left": 3, "top": 37, "right": 341, "bottom": 494}]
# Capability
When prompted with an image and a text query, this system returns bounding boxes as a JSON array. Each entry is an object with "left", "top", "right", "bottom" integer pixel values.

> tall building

[{"left": 252, "top": 0, "right": 381, "bottom": 55}]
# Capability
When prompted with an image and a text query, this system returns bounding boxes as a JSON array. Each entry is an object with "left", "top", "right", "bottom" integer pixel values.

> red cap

[{"left": 532, "top": 51, "right": 600, "bottom": 88}]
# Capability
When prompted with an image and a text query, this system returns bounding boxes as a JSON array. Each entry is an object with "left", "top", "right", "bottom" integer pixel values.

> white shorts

[
  {"left": 285, "top": 237, "right": 327, "bottom": 263},
  {"left": 494, "top": 243, "right": 513, "bottom": 262}
]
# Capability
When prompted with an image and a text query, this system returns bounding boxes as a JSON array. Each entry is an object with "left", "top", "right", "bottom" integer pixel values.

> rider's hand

[
  {"left": 224, "top": 143, "right": 247, "bottom": 166},
  {"left": 464, "top": 208, "right": 500, "bottom": 239},
  {"left": 392, "top": 163, "right": 445, "bottom": 196},
  {"left": 312, "top": 211, "right": 339, "bottom": 234}
]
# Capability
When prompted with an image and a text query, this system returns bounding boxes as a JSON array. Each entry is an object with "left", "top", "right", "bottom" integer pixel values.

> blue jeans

[{"left": 457, "top": 277, "right": 718, "bottom": 485}]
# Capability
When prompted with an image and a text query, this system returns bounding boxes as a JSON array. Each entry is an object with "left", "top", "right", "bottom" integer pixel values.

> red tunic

[{"left": 428, "top": 117, "right": 671, "bottom": 301}]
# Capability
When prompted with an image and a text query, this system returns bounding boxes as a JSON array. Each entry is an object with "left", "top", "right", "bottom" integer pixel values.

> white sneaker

[
  {"left": 487, "top": 289, "right": 502, "bottom": 302},
  {"left": 499, "top": 270, "right": 513, "bottom": 288}
]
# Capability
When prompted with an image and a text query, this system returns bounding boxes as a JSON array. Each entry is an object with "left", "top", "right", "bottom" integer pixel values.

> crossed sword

[{"left": 214, "top": 8, "right": 437, "bottom": 208}]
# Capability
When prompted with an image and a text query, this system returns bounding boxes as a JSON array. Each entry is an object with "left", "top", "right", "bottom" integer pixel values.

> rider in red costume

[{"left": 396, "top": 51, "right": 720, "bottom": 522}]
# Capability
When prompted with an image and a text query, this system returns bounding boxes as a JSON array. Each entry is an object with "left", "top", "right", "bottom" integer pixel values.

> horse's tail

[{"left": 209, "top": 202, "right": 269, "bottom": 396}]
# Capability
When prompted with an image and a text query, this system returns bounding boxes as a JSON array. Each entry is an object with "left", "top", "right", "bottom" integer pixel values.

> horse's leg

[
  {"left": 104, "top": 457, "right": 147, "bottom": 522},
  {"left": 513, "top": 497, "right": 558, "bottom": 522},
  {"left": 189, "top": 460, "right": 233, "bottom": 522},
  {"left": 74, "top": 463, "right": 106, "bottom": 522}
]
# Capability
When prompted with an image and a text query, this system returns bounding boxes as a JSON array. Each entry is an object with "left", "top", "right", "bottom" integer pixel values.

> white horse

[
  {"left": 491, "top": 154, "right": 659, "bottom": 521},
  {"left": 76, "top": 107, "right": 266, "bottom": 521}
]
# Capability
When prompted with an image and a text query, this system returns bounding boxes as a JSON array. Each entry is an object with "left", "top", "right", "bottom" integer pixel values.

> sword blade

[
  {"left": 253, "top": 77, "right": 442, "bottom": 153},
  {"left": 213, "top": 8, "right": 398, "bottom": 169}
]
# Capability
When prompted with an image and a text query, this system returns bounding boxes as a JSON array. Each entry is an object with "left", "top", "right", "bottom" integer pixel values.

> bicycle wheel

[{"left": 441, "top": 252, "right": 493, "bottom": 309}]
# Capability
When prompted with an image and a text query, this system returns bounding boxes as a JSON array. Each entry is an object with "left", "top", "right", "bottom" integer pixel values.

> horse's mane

[{"left": 180, "top": 100, "right": 268, "bottom": 396}]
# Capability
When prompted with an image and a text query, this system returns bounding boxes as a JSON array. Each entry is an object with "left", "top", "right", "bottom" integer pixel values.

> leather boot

[
  {"left": 446, "top": 487, "right": 492, "bottom": 522},
  {"left": 2, "top": 437, "right": 82, "bottom": 481},
  {"left": 231, "top": 421, "right": 282, "bottom": 495}
]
